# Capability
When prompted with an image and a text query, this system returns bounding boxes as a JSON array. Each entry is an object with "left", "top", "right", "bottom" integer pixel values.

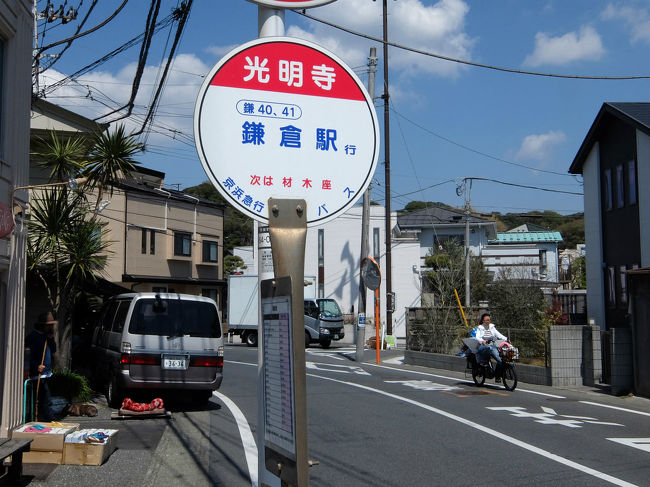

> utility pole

[
  {"left": 356, "top": 47, "right": 377, "bottom": 362},
  {"left": 382, "top": 0, "right": 393, "bottom": 335},
  {"left": 463, "top": 178, "right": 473, "bottom": 309}
]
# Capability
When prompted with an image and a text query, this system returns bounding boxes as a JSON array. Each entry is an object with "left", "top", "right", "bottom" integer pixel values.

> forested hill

[{"left": 400, "top": 201, "right": 584, "bottom": 250}]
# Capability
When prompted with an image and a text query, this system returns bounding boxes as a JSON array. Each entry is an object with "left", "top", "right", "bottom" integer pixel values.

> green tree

[
  {"left": 570, "top": 256, "right": 587, "bottom": 289},
  {"left": 224, "top": 255, "right": 247, "bottom": 275},
  {"left": 31, "top": 130, "right": 89, "bottom": 183},
  {"left": 84, "top": 124, "right": 143, "bottom": 210},
  {"left": 27, "top": 187, "right": 111, "bottom": 369}
]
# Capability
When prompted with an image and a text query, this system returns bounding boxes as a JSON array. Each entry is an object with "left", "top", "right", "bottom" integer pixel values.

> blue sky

[{"left": 38, "top": 0, "right": 650, "bottom": 217}]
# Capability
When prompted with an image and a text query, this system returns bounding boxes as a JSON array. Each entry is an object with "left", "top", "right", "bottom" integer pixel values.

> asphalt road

[
  {"left": 220, "top": 342, "right": 650, "bottom": 487},
  {"left": 20, "top": 342, "right": 650, "bottom": 486}
]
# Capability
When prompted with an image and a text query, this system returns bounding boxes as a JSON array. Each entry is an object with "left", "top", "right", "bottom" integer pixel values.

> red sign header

[{"left": 209, "top": 41, "right": 365, "bottom": 101}]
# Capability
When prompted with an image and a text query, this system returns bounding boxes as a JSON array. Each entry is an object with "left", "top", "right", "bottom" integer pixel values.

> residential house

[
  {"left": 0, "top": 0, "right": 34, "bottom": 437},
  {"left": 97, "top": 167, "right": 226, "bottom": 309},
  {"left": 246, "top": 205, "right": 422, "bottom": 338},
  {"left": 569, "top": 102, "right": 649, "bottom": 329},
  {"left": 569, "top": 102, "right": 650, "bottom": 393},
  {"left": 481, "top": 224, "right": 563, "bottom": 284},
  {"left": 394, "top": 205, "right": 498, "bottom": 268}
]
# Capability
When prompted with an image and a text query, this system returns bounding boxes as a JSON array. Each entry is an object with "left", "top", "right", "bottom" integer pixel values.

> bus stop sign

[{"left": 194, "top": 37, "right": 379, "bottom": 227}]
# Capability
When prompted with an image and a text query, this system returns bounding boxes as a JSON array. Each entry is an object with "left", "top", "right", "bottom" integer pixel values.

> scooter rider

[{"left": 475, "top": 313, "right": 507, "bottom": 368}]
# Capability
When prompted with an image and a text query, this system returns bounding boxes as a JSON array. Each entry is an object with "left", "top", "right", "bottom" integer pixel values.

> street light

[{"left": 10, "top": 176, "right": 88, "bottom": 217}]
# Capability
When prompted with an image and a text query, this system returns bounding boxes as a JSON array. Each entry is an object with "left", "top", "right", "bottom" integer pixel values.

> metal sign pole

[{"left": 267, "top": 198, "right": 309, "bottom": 486}]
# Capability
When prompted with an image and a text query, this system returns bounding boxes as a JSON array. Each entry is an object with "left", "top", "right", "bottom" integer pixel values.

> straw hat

[{"left": 37, "top": 311, "right": 57, "bottom": 325}]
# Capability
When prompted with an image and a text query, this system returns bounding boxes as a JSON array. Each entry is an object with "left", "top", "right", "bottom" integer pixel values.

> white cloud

[
  {"left": 515, "top": 131, "right": 566, "bottom": 162},
  {"left": 523, "top": 26, "right": 604, "bottom": 67},
  {"left": 601, "top": 3, "right": 650, "bottom": 44},
  {"left": 296, "top": 0, "right": 474, "bottom": 79},
  {"left": 39, "top": 53, "right": 210, "bottom": 146}
]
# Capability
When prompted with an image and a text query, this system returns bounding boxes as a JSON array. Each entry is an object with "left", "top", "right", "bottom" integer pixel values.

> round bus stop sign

[
  {"left": 194, "top": 37, "right": 379, "bottom": 227},
  {"left": 247, "top": 0, "right": 337, "bottom": 8}
]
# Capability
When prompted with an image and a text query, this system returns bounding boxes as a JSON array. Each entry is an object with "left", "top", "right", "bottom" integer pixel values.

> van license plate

[{"left": 163, "top": 356, "right": 186, "bottom": 369}]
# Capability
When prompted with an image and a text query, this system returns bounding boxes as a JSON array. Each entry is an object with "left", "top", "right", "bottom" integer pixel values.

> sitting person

[{"left": 475, "top": 313, "right": 507, "bottom": 366}]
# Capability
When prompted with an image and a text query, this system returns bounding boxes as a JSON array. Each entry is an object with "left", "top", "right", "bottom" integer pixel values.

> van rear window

[{"left": 129, "top": 299, "right": 221, "bottom": 338}]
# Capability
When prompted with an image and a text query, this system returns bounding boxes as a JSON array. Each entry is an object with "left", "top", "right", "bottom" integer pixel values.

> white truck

[{"left": 227, "top": 274, "right": 345, "bottom": 348}]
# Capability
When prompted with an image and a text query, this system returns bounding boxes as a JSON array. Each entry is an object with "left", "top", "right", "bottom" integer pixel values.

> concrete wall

[
  {"left": 550, "top": 326, "right": 586, "bottom": 387},
  {"left": 609, "top": 327, "right": 633, "bottom": 396}
]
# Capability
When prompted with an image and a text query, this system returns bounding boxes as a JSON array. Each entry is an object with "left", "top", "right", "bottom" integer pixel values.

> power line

[
  {"left": 295, "top": 9, "right": 650, "bottom": 81},
  {"left": 390, "top": 105, "right": 572, "bottom": 176}
]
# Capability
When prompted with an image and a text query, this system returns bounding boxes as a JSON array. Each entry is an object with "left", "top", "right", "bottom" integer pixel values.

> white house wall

[
  {"left": 417, "top": 225, "right": 487, "bottom": 264},
  {"left": 638, "top": 129, "right": 650, "bottom": 267},
  {"left": 251, "top": 206, "right": 420, "bottom": 338},
  {"left": 583, "top": 142, "right": 606, "bottom": 329},
  {"left": 482, "top": 243, "right": 560, "bottom": 282}
]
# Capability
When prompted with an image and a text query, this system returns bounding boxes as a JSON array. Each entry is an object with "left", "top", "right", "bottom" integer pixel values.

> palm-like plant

[
  {"left": 31, "top": 130, "right": 89, "bottom": 183},
  {"left": 27, "top": 187, "right": 112, "bottom": 369},
  {"left": 84, "top": 124, "right": 143, "bottom": 208}
]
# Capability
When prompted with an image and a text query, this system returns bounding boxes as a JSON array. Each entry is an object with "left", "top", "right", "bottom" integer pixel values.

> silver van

[
  {"left": 304, "top": 298, "right": 345, "bottom": 348},
  {"left": 90, "top": 293, "right": 224, "bottom": 407}
]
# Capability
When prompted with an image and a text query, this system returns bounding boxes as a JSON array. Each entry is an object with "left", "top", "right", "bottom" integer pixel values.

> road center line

[
  {"left": 307, "top": 373, "right": 637, "bottom": 487},
  {"left": 212, "top": 390, "right": 258, "bottom": 487}
]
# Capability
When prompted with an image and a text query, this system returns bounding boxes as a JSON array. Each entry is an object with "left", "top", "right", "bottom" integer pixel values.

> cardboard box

[
  {"left": 22, "top": 450, "right": 64, "bottom": 464},
  {"left": 63, "top": 429, "right": 118, "bottom": 466},
  {"left": 12, "top": 422, "right": 79, "bottom": 452}
]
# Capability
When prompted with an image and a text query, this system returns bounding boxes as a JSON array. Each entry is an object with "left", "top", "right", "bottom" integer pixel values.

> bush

[{"left": 50, "top": 369, "right": 92, "bottom": 402}]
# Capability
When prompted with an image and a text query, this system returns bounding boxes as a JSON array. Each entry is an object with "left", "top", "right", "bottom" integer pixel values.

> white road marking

[
  {"left": 305, "top": 361, "right": 370, "bottom": 375},
  {"left": 308, "top": 373, "right": 637, "bottom": 487},
  {"left": 212, "top": 390, "right": 258, "bottom": 487},
  {"left": 488, "top": 406, "right": 623, "bottom": 428},
  {"left": 362, "top": 361, "right": 567, "bottom": 398},
  {"left": 580, "top": 401, "right": 650, "bottom": 417},
  {"left": 607, "top": 438, "right": 650, "bottom": 453},
  {"left": 385, "top": 379, "right": 461, "bottom": 392}
]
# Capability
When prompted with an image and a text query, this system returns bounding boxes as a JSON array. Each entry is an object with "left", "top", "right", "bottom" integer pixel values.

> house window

[
  {"left": 141, "top": 229, "right": 147, "bottom": 254},
  {"left": 539, "top": 249, "right": 548, "bottom": 268},
  {"left": 627, "top": 160, "right": 637, "bottom": 205},
  {"left": 202, "top": 288, "right": 218, "bottom": 303},
  {"left": 606, "top": 266, "right": 616, "bottom": 308},
  {"left": 615, "top": 164, "right": 625, "bottom": 208},
  {"left": 150, "top": 230, "right": 156, "bottom": 254},
  {"left": 174, "top": 232, "right": 192, "bottom": 256},
  {"left": 202, "top": 240, "right": 218, "bottom": 262},
  {"left": 619, "top": 266, "right": 628, "bottom": 306},
  {"left": 604, "top": 169, "right": 612, "bottom": 211}
]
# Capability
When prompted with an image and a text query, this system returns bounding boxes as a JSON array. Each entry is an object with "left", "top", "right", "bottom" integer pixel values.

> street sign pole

[{"left": 265, "top": 199, "right": 308, "bottom": 486}]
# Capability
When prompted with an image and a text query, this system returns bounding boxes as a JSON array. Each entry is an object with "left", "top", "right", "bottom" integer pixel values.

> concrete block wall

[
  {"left": 582, "top": 325, "right": 602, "bottom": 386},
  {"left": 610, "top": 328, "right": 633, "bottom": 395},
  {"left": 549, "top": 325, "right": 584, "bottom": 387}
]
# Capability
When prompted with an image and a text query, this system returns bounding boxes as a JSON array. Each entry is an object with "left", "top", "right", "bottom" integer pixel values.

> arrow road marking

[
  {"left": 309, "top": 373, "right": 637, "bottom": 486},
  {"left": 488, "top": 406, "right": 624, "bottom": 428},
  {"left": 306, "top": 361, "right": 371, "bottom": 375},
  {"left": 607, "top": 438, "right": 650, "bottom": 453},
  {"left": 385, "top": 380, "right": 461, "bottom": 392}
]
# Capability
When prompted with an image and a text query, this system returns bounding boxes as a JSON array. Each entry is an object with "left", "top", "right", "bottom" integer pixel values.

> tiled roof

[{"left": 490, "top": 232, "right": 563, "bottom": 243}]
